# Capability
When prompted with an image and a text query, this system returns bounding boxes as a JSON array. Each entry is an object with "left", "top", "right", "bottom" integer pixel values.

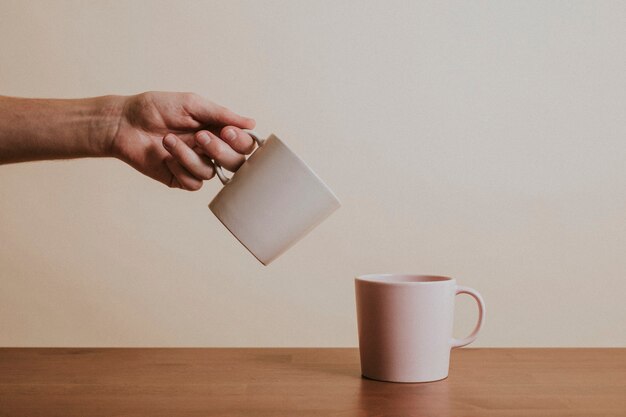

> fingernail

[
  {"left": 197, "top": 132, "right": 211, "bottom": 146},
  {"left": 163, "top": 135, "right": 176, "bottom": 148},
  {"left": 224, "top": 128, "right": 236, "bottom": 142}
]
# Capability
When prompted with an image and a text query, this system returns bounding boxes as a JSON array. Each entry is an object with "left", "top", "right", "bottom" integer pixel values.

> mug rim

[{"left": 355, "top": 274, "right": 455, "bottom": 285}]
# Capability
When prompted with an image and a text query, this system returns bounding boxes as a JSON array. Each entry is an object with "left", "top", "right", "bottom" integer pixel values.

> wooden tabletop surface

[{"left": 0, "top": 348, "right": 625, "bottom": 416}]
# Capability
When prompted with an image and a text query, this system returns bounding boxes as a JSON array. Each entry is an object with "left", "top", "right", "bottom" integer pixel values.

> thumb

[{"left": 188, "top": 95, "right": 255, "bottom": 129}]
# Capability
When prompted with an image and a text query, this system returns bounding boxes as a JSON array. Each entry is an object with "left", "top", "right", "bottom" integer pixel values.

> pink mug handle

[{"left": 451, "top": 285, "right": 486, "bottom": 349}]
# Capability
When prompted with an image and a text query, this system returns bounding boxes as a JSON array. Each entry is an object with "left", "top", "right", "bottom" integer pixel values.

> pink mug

[{"left": 355, "top": 274, "right": 485, "bottom": 383}]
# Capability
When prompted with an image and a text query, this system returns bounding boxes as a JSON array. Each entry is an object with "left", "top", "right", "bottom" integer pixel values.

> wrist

[{"left": 89, "top": 95, "right": 126, "bottom": 158}]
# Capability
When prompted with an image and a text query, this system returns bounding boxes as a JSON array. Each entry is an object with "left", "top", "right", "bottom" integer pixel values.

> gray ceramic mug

[{"left": 209, "top": 131, "right": 340, "bottom": 265}]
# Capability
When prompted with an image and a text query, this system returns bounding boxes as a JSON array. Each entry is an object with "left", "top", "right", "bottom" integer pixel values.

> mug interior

[{"left": 356, "top": 274, "right": 453, "bottom": 284}]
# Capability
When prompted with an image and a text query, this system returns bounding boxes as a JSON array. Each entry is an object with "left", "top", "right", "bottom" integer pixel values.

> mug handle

[
  {"left": 213, "top": 130, "right": 265, "bottom": 185},
  {"left": 450, "top": 285, "right": 486, "bottom": 349}
]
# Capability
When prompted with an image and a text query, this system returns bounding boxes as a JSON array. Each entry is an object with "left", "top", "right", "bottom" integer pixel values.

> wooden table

[{"left": 0, "top": 348, "right": 624, "bottom": 416}]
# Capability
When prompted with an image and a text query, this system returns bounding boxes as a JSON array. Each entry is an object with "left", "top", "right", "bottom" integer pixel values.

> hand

[{"left": 111, "top": 91, "right": 256, "bottom": 190}]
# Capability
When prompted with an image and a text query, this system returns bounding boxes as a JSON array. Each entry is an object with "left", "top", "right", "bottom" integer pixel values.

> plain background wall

[{"left": 1, "top": 0, "right": 625, "bottom": 347}]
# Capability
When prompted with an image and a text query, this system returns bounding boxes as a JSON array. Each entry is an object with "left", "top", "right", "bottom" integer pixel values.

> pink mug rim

[{"left": 355, "top": 274, "right": 455, "bottom": 286}]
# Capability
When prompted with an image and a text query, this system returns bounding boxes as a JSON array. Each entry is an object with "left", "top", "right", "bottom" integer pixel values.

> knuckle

[
  {"left": 138, "top": 91, "right": 153, "bottom": 101},
  {"left": 201, "top": 165, "right": 215, "bottom": 180},
  {"left": 243, "top": 138, "right": 256, "bottom": 153},
  {"left": 133, "top": 92, "right": 153, "bottom": 111},
  {"left": 210, "top": 143, "right": 224, "bottom": 160},
  {"left": 182, "top": 92, "right": 197, "bottom": 102},
  {"left": 181, "top": 92, "right": 201, "bottom": 109},
  {"left": 187, "top": 181, "right": 203, "bottom": 191}
]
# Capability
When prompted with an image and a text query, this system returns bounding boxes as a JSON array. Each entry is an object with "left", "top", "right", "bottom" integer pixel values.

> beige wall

[{"left": 1, "top": 1, "right": 625, "bottom": 347}]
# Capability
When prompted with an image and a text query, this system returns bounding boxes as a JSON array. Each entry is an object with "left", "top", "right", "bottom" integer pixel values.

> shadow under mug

[
  {"left": 355, "top": 274, "right": 486, "bottom": 383},
  {"left": 209, "top": 131, "right": 340, "bottom": 265}
]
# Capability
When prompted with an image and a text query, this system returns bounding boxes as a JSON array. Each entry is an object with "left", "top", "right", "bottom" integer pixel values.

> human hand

[{"left": 110, "top": 91, "right": 256, "bottom": 190}]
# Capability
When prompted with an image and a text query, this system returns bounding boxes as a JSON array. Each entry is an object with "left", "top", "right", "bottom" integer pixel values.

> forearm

[{"left": 0, "top": 95, "right": 124, "bottom": 164}]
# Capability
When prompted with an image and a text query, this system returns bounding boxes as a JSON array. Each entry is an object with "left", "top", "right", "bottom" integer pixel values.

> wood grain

[{"left": 0, "top": 348, "right": 625, "bottom": 416}]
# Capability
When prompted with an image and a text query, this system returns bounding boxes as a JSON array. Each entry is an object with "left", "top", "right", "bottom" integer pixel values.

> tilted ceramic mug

[
  {"left": 355, "top": 274, "right": 485, "bottom": 383},
  {"left": 209, "top": 131, "right": 340, "bottom": 265}
]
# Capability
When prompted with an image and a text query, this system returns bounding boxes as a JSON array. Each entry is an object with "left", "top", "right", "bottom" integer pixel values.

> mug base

[
  {"left": 209, "top": 202, "right": 271, "bottom": 266},
  {"left": 361, "top": 373, "right": 449, "bottom": 384}
]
